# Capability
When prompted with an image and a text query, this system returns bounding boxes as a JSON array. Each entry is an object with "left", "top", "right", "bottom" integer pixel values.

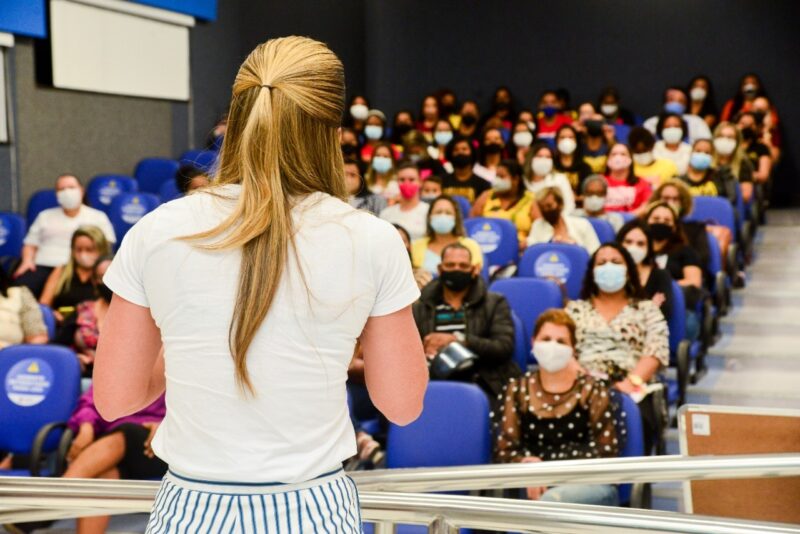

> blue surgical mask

[
  {"left": 364, "top": 125, "right": 383, "bottom": 140},
  {"left": 372, "top": 156, "right": 392, "bottom": 174},
  {"left": 690, "top": 152, "right": 712, "bottom": 171},
  {"left": 593, "top": 262, "right": 628, "bottom": 293},
  {"left": 542, "top": 105, "right": 558, "bottom": 119},
  {"left": 430, "top": 214, "right": 456, "bottom": 235},
  {"left": 664, "top": 101, "right": 686, "bottom": 115},
  {"left": 434, "top": 131, "right": 454, "bottom": 146}
]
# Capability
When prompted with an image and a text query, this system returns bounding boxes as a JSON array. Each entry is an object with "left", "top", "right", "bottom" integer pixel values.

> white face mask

[
  {"left": 364, "top": 125, "right": 383, "bottom": 140},
  {"left": 493, "top": 177, "right": 513, "bottom": 192},
  {"left": 557, "top": 138, "right": 577, "bottom": 155},
  {"left": 625, "top": 245, "right": 648, "bottom": 265},
  {"left": 57, "top": 187, "right": 83, "bottom": 210},
  {"left": 690, "top": 87, "right": 707, "bottom": 102},
  {"left": 661, "top": 127, "right": 684, "bottom": 144},
  {"left": 713, "top": 137, "right": 737, "bottom": 156},
  {"left": 350, "top": 104, "right": 369, "bottom": 121},
  {"left": 583, "top": 195, "right": 606, "bottom": 212},
  {"left": 600, "top": 103, "right": 618, "bottom": 116},
  {"left": 633, "top": 151, "right": 655, "bottom": 166},
  {"left": 513, "top": 131, "right": 533, "bottom": 148},
  {"left": 531, "top": 157, "right": 553, "bottom": 176},
  {"left": 532, "top": 340, "right": 573, "bottom": 372}
]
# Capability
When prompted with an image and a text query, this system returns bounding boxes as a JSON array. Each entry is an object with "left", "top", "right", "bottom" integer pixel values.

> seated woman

[
  {"left": 411, "top": 195, "right": 483, "bottom": 275},
  {"left": 566, "top": 243, "right": 669, "bottom": 454},
  {"left": 527, "top": 187, "right": 600, "bottom": 254},
  {"left": 572, "top": 175, "right": 625, "bottom": 233},
  {"left": 344, "top": 158, "right": 387, "bottom": 216},
  {"left": 645, "top": 202, "right": 704, "bottom": 340},
  {"left": 712, "top": 121, "right": 755, "bottom": 204},
  {"left": 54, "top": 256, "right": 113, "bottom": 375},
  {"left": 616, "top": 220, "right": 674, "bottom": 319},
  {"left": 523, "top": 143, "right": 576, "bottom": 214},
  {"left": 0, "top": 266, "right": 48, "bottom": 349},
  {"left": 470, "top": 159, "right": 539, "bottom": 248},
  {"left": 394, "top": 224, "right": 432, "bottom": 290},
  {"left": 678, "top": 139, "right": 736, "bottom": 203},
  {"left": 63, "top": 384, "right": 166, "bottom": 534},
  {"left": 603, "top": 143, "right": 652, "bottom": 213},
  {"left": 40, "top": 226, "right": 111, "bottom": 323},
  {"left": 365, "top": 142, "right": 400, "bottom": 203},
  {"left": 495, "top": 308, "right": 621, "bottom": 506}
]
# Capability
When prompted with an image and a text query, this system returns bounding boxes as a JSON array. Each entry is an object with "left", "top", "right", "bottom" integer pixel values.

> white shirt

[
  {"left": 643, "top": 113, "right": 712, "bottom": 144},
  {"left": 104, "top": 186, "right": 420, "bottom": 483},
  {"left": 653, "top": 140, "right": 692, "bottom": 175},
  {"left": 524, "top": 172, "right": 576, "bottom": 214},
  {"left": 472, "top": 163, "right": 497, "bottom": 183},
  {"left": 24, "top": 206, "right": 116, "bottom": 267},
  {"left": 379, "top": 201, "right": 430, "bottom": 240},
  {"left": 526, "top": 215, "right": 601, "bottom": 254}
]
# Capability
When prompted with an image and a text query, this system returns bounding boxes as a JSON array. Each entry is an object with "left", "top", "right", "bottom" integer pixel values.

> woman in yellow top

[
  {"left": 412, "top": 195, "right": 483, "bottom": 275},
  {"left": 470, "top": 159, "right": 540, "bottom": 249}
]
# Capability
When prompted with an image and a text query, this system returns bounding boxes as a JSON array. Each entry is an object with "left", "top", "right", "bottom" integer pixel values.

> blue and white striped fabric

[{"left": 146, "top": 468, "right": 362, "bottom": 533}]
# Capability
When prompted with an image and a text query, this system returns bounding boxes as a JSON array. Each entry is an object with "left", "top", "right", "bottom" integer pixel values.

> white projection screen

[{"left": 49, "top": 0, "right": 190, "bottom": 101}]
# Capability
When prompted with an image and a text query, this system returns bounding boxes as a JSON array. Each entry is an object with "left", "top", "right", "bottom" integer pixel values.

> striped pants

[{"left": 146, "top": 468, "right": 363, "bottom": 533}]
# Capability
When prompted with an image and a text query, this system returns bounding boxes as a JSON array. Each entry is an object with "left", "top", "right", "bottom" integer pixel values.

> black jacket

[{"left": 412, "top": 277, "right": 520, "bottom": 397}]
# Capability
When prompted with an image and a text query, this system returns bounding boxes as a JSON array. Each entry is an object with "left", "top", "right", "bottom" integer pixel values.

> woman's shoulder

[
  {"left": 631, "top": 298, "right": 661, "bottom": 315},
  {"left": 565, "top": 299, "right": 592, "bottom": 315}
]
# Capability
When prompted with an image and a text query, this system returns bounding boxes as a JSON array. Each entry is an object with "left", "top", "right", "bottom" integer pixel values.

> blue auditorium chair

[
  {"left": 612, "top": 391, "right": 648, "bottom": 508},
  {"left": 86, "top": 175, "right": 138, "bottom": 213},
  {"left": 619, "top": 212, "right": 636, "bottom": 223},
  {"left": 134, "top": 158, "right": 180, "bottom": 194},
  {"left": 463, "top": 217, "right": 519, "bottom": 270},
  {"left": 0, "top": 212, "right": 26, "bottom": 262},
  {"left": 489, "top": 278, "right": 562, "bottom": 344},
  {"left": 666, "top": 280, "right": 702, "bottom": 407},
  {"left": 451, "top": 195, "right": 472, "bottom": 219},
  {"left": 587, "top": 217, "right": 616, "bottom": 244},
  {"left": 159, "top": 179, "right": 182, "bottom": 203},
  {"left": 684, "top": 196, "right": 740, "bottom": 279},
  {"left": 39, "top": 304, "right": 56, "bottom": 341},
  {"left": 179, "top": 149, "right": 218, "bottom": 173},
  {"left": 26, "top": 190, "right": 59, "bottom": 228},
  {"left": 108, "top": 193, "right": 161, "bottom": 242},
  {"left": 705, "top": 230, "right": 730, "bottom": 317},
  {"left": 518, "top": 243, "right": 590, "bottom": 300},
  {"left": 510, "top": 312, "right": 531, "bottom": 371},
  {"left": 0, "top": 345, "right": 81, "bottom": 477}
]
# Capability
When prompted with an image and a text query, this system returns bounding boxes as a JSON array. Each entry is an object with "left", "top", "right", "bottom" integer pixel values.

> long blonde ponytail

[{"left": 183, "top": 36, "right": 346, "bottom": 395}]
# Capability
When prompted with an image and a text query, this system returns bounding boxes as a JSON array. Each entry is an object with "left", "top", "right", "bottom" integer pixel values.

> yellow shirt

[
  {"left": 482, "top": 191, "right": 535, "bottom": 244},
  {"left": 634, "top": 158, "right": 679, "bottom": 189},
  {"left": 411, "top": 236, "right": 484, "bottom": 271},
  {"left": 583, "top": 154, "right": 608, "bottom": 174}
]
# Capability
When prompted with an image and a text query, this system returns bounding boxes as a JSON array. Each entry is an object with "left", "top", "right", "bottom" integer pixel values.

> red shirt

[
  {"left": 604, "top": 175, "right": 651, "bottom": 212},
  {"left": 535, "top": 113, "right": 573, "bottom": 139}
]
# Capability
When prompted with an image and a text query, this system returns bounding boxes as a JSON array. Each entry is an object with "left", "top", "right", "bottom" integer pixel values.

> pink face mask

[
  {"left": 398, "top": 181, "right": 420, "bottom": 200},
  {"left": 607, "top": 154, "right": 632, "bottom": 171}
]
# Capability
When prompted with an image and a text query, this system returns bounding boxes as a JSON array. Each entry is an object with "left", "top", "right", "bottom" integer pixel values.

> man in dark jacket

[{"left": 412, "top": 243, "right": 519, "bottom": 400}]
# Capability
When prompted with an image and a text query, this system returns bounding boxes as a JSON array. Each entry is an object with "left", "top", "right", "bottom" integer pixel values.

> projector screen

[{"left": 49, "top": 0, "right": 190, "bottom": 101}]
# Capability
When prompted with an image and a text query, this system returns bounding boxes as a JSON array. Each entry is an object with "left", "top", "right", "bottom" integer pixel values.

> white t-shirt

[
  {"left": 653, "top": 141, "right": 692, "bottom": 175},
  {"left": 524, "top": 172, "right": 576, "bottom": 214},
  {"left": 379, "top": 201, "right": 430, "bottom": 240},
  {"left": 24, "top": 206, "right": 116, "bottom": 267},
  {"left": 104, "top": 186, "right": 420, "bottom": 483}
]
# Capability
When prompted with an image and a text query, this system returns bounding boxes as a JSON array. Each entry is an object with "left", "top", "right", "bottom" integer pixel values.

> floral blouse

[
  {"left": 494, "top": 371, "right": 623, "bottom": 462},
  {"left": 565, "top": 299, "right": 669, "bottom": 378}
]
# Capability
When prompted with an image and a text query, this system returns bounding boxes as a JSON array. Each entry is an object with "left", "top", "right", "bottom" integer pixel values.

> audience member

[
  {"left": 403, "top": 129, "right": 447, "bottom": 179},
  {"left": 735, "top": 111, "right": 772, "bottom": 183},
  {"left": 390, "top": 110, "right": 415, "bottom": 146},
  {"left": 412, "top": 243, "right": 518, "bottom": 399},
  {"left": 394, "top": 224, "right": 432, "bottom": 290},
  {"left": 39, "top": 226, "right": 111, "bottom": 322},
  {"left": 14, "top": 174, "right": 115, "bottom": 297},
  {"left": 566, "top": 243, "right": 669, "bottom": 454},
  {"left": 431, "top": 119, "right": 455, "bottom": 169},
  {"left": 417, "top": 95, "right": 440, "bottom": 141},
  {"left": 420, "top": 175, "right": 443, "bottom": 203},
  {"left": 0, "top": 266, "right": 47, "bottom": 348},
  {"left": 580, "top": 109, "right": 614, "bottom": 173},
  {"left": 527, "top": 187, "right": 600, "bottom": 254},
  {"left": 750, "top": 95, "right": 781, "bottom": 161},
  {"left": 652, "top": 113, "right": 692, "bottom": 174},
  {"left": 411, "top": 196, "right": 483, "bottom": 275},
  {"left": 535, "top": 90, "right": 573, "bottom": 141},
  {"left": 687, "top": 75, "right": 719, "bottom": 129},
  {"left": 344, "top": 95, "right": 369, "bottom": 137},
  {"left": 473, "top": 127, "right": 506, "bottom": 183},
  {"left": 340, "top": 127, "right": 361, "bottom": 159},
  {"left": 720, "top": 73, "right": 768, "bottom": 122},
  {"left": 379, "top": 162, "right": 430, "bottom": 239},
  {"left": 603, "top": 143, "right": 652, "bottom": 212},
  {"left": 360, "top": 109, "right": 389, "bottom": 162},
  {"left": 365, "top": 142, "right": 400, "bottom": 202},
  {"left": 471, "top": 159, "right": 538, "bottom": 247},
  {"left": 175, "top": 165, "right": 210, "bottom": 195},
  {"left": 554, "top": 125, "right": 592, "bottom": 193},
  {"left": 617, "top": 220, "right": 673, "bottom": 318},
  {"left": 678, "top": 139, "right": 735, "bottom": 203},
  {"left": 629, "top": 127, "right": 679, "bottom": 189},
  {"left": 643, "top": 86, "right": 711, "bottom": 143},
  {"left": 523, "top": 144, "right": 576, "bottom": 213},
  {"left": 573, "top": 175, "right": 625, "bottom": 232},
  {"left": 713, "top": 122, "right": 755, "bottom": 203},
  {"left": 457, "top": 100, "right": 481, "bottom": 144},
  {"left": 442, "top": 137, "right": 491, "bottom": 202},
  {"left": 436, "top": 88, "right": 460, "bottom": 130},
  {"left": 598, "top": 86, "right": 637, "bottom": 126},
  {"left": 511, "top": 121, "right": 534, "bottom": 166},
  {"left": 495, "top": 309, "right": 622, "bottom": 505},
  {"left": 345, "top": 159, "right": 387, "bottom": 216}
]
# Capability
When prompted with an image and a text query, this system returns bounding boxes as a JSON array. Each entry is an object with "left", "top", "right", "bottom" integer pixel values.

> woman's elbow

[{"left": 385, "top": 396, "right": 425, "bottom": 427}]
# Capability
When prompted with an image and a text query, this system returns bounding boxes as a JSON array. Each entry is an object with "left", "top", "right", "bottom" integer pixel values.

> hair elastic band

[{"left": 261, "top": 84, "right": 274, "bottom": 90}]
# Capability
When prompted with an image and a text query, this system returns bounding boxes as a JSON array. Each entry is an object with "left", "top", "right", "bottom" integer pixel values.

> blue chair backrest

[
  {"left": 134, "top": 158, "right": 180, "bottom": 194},
  {"left": 489, "top": 278, "right": 562, "bottom": 343},
  {"left": 108, "top": 193, "right": 161, "bottom": 242},
  {"left": 387, "top": 381, "right": 491, "bottom": 468},
  {"left": 587, "top": 217, "right": 616, "bottom": 244},
  {"left": 510, "top": 312, "right": 531, "bottom": 371},
  {"left": 518, "top": 243, "right": 590, "bottom": 300},
  {"left": 0, "top": 345, "right": 80, "bottom": 453},
  {"left": 86, "top": 175, "right": 138, "bottom": 213},
  {"left": 612, "top": 123, "right": 631, "bottom": 145},
  {"left": 463, "top": 217, "right": 519, "bottom": 268},
  {"left": 451, "top": 195, "right": 472, "bottom": 219},
  {"left": 733, "top": 181, "right": 745, "bottom": 233},
  {"left": 613, "top": 391, "right": 643, "bottom": 504},
  {"left": 39, "top": 305, "right": 56, "bottom": 341},
  {"left": 619, "top": 212, "right": 636, "bottom": 223},
  {"left": 705, "top": 231, "right": 723, "bottom": 278},
  {"left": 667, "top": 279, "right": 687, "bottom": 355},
  {"left": 210, "top": 135, "right": 224, "bottom": 152},
  {"left": 179, "top": 149, "right": 218, "bottom": 173},
  {"left": 0, "top": 213, "right": 26, "bottom": 259},
  {"left": 159, "top": 179, "right": 182, "bottom": 203},
  {"left": 685, "top": 196, "right": 736, "bottom": 237},
  {"left": 26, "top": 190, "right": 59, "bottom": 228}
]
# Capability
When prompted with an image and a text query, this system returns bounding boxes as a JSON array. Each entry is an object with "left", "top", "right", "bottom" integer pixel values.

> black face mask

[
  {"left": 542, "top": 209, "right": 561, "bottom": 226},
  {"left": 97, "top": 283, "right": 113, "bottom": 303},
  {"left": 483, "top": 143, "right": 503, "bottom": 155},
  {"left": 440, "top": 270, "right": 474, "bottom": 292},
  {"left": 451, "top": 154, "right": 472, "bottom": 169},
  {"left": 741, "top": 128, "right": 757, "bottom": 142},
  {"left": 649, "top": 223, "right": 674, "bottom": 241},
  {"left": 585, "top": 120, "right": 604, "bottom": 137},
  {"left": 394, "top": 123, "right": 413, "bottom": 137},
  {"left": 461, "top": 114, "right": 478, "bottom": 127},
  {"left": 341, "top": 144, "right": 359, "bottom": 156}
]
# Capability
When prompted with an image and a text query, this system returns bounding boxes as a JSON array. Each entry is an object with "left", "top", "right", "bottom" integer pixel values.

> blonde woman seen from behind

[{"left": 94, "top": 37, "right": 427, "bottom": 533}]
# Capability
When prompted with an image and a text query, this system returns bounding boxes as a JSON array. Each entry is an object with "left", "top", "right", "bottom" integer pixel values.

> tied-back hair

[
  {"left": 56, "top": 226, "right": 111, "bottom": 296},
  {"left": 580, "top": 243, "right": 645, "bottom": 301},
  {"left": 425, "top": 195, "right": 466, "bottom": 240},
  {"left": 183, "top": 36, "right": 346, "bottom": 395}
]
